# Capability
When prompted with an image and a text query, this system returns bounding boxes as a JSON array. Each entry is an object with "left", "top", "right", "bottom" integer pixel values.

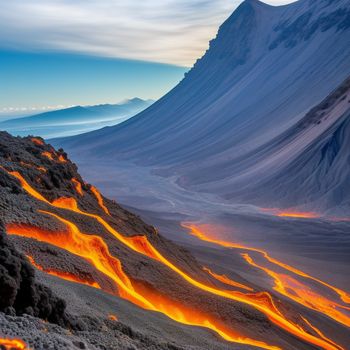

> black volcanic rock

[{"left": 0, "top": 220, "right": 67, "bottom": 326}]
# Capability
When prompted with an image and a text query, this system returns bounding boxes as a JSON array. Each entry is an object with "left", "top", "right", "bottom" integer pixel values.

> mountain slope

[
  {"left": 1, "top": 98, "right": 153, "bottom": 139},
  {"left": 2, "top": 132, "right": 350, "bottom": 349},
  {"left": 55, "top": 0, "right": 350, "bottom": 212}
]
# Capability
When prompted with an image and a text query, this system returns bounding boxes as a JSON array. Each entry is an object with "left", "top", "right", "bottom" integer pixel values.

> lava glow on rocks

[
  {"left": 0, "top": 337, "right": 28, "bottom": 350},
  {"left": 90, "top": 185, "right": 110, "bottom": 215},
  {"left": 26, "top": 254, "right": 101, "bottom": 289},
  {"left": 71, "top": 178, "right": 83, "bottom": 196},
  {"left": 182, "top": 223, "right": 350, "bottom": 305},
  {"left": 3, "top": 168, "right": 348, "bottom": 350},
  {"left": 202, "top": 267, "right": 254, "bottom": 292},
  {"left": 7, "top": 215, "right": 280, "bottom": 350}
]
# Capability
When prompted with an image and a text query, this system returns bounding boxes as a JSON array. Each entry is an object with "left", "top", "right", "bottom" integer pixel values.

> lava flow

[
  {"left": 3, "top": 169, "right": 345, "bottom": 350},
  {"left": 71, "top": 178, "right": 83, "bottom": 196},
  {"left": 182, "top": 223, "right": 350, "bottom": 305},
  {"left": 90, "top": 185, "right": 110, "bottom": 215},
  {"left": 7, "top": 214, "right": 280, "bottom": 350},
  {"left": 300, "top": 316, "right": 345, "bottom": 350},
  {"left": 0, "top": 337, "right": 28, "bottom": 350},
  {"left": 41, "top": 151, "right": 54, "bottom": 161},
  {"left": 7, "top": 212, "right": 153, "bottom": 311},
  {"left": 242, "top": 253, "right": 350, "bottom": 328},
  {"left": 203, "top": 267, "right": 254, "bottom": 292},
  {"left": 26, "top": 255, "right": 101, "bottom": 289},
  {"left": 31, "top": 137, "right": 44, "bottom": 146}
]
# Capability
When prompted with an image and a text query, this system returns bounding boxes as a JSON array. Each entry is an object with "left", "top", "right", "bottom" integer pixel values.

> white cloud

[{"left": 0, "top": 0, "right": 296, "bottom": 66}]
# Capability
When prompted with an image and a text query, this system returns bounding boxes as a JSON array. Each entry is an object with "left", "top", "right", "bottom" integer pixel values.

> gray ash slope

[
  {"left": 55, "top": 0, "right": 350, "bottom": 213},
  {"left": 0, "top": 132, "right": 321, "bottom": 350}
]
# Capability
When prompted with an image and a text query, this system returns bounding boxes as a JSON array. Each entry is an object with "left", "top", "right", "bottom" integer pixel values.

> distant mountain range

[
  {"left": 0, "top": 98, "right": 153, "bottom": 138},
  {"left": 55, "top": 0, "right": 350, "bottom": 213}
]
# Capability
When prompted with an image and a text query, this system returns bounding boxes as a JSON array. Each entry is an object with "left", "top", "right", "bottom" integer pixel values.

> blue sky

[{"left": 0, "top": 0, "right": 294, "bottom": 114}]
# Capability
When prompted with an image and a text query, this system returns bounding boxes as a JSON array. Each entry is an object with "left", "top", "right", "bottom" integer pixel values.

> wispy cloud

[{"left": 0, "top": 0, "right": 295, "bottom": 66}]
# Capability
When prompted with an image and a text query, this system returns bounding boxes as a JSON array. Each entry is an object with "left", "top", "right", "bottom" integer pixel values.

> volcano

[{"left": 55, "top": 0, "right": 350, "bottom": 214}]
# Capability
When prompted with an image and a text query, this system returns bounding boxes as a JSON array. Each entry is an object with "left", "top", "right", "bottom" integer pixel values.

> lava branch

[
  {"left": 7, "top": 214, "right": 280, "bottom": 350},
  {"left": 71, "top": 178, "right": 83, "bottom": 196},
  {"left": 241, "top": 253, "right": 350, "bottom": 328},
  {"left": 300, "top": 317, "right": 345, "bottom": 350},
  {"left": 3, "top": 169, "right": 345, "bottom": 350},
  {"left": 202, "top": 267, "right": 254, "bottom": 292},
  {"left": 0, "top": 337, "right": 28, "bottom": 350},
  {"left": 90, "top": 185, "right": 110, "bottom": 215},
  {"left": 26, "top": 254, "right": 101, "bottom": 289},
  {"left": 182, "top": 223, "right": 350, "bottom": 305}
]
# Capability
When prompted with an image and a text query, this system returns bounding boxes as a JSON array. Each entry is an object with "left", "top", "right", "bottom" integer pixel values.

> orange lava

[
  {"left": 182, "top": 223, "right": 350, "bottom": 305},
  {"left": 300, "top": 316, "right": 345, "bottom": 350},
  {"left": 7, "top": 214, "right": 279, "bottom": 350},
  {"left": 242, "top": 254, "right": 350, "bottom": 328},
  {"left": 26, "top": 255, "right": 101, "bottom": 289},
  {"left": 7, "top": 213, "right": 151, "bottom": 310},
  {"left": 3, "top": 169, "right": 344, "bottom": 350},
  {"left": 203, "top": 267, "right": 253, "bottom": 291},
  {"left": 41, "top": 151, "right": 54, "bottom": 161},
  {"left": 31, "top": 137, "right": 44, "bottom": 146},
  {"left": 71, "top": 178, "right": 83, "bottom": 196},
  {"left": 0, "top": 337, "right": 28, "bottom": 350},
  {"left": 90, "top": 186, "right": 110, "bottom": 215},
  {"left": 108, "top": 314, "right": 118, "bottom": 321},
  {"left": 58, "top": 154, "right": 67, "bottom": 163},
  {"left": 42, "top": 198, "right": 344, "bottom": 349},
  {"left": 19, "top": 161, "right": 47, "bottom": 173}
]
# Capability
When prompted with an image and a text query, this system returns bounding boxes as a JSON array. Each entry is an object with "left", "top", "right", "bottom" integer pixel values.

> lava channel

[
  {"left": 7, "top": 213, "right": 280, "bottom": 350},
  {"left": 26, "top": 255, "right": 101, "bottom": 289},
  {"left": 242, "top": 253, "right": 350, "bottom": 328},
  {"left": 182, "top": 223, "right": 350, "bottom": 305},
  {"left": 3, "top": 169, "right": 345, "bottom": 350},
  {"left": 0, "top": 337, "right": 28, "bottom": 350}
]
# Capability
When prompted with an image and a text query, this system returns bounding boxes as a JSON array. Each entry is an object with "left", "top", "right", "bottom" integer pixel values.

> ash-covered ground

[{"left": 0, "top": 132, "right": 349, "bottom": 350}]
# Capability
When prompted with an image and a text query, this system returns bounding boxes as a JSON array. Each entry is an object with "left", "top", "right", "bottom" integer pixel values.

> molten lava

[
  {"left": 203, "top": 267, "right": 253, "bottom": 292},
  {"left": 242, "top": 254, "right": 350, "bottom": 328},
  {"left": 300, "top": 316, "right": 345, "bottom": 350},
  {"left": 182, "top": 223, "right": 350, "bottom": 305},
  {"left": 3, "top": 169, "right": 346, "bottom": 350},
  {"left": 90, "top": 186, "right": 110, "bottom": 215},
  {"left": 26, "top": 255, "right": 101, "bottom": 289},
  {"left": 71, "top": 178, "right": 83, "bottom": 196},
  {"left": 7, "top": 214, "right": 280, "bottom": 350},
  {"left": 108, "top": 314, "right": 118, "bottom": 321},
  {"left": 41, "top": 151, "right": 54, "bottom": 161},
  {"left": 57, "top": 154, "right": 67, "bottom": 163},
  {"left": 0, "top": 337, "right": 28, "bottom": 350},
  {"left": 19, "top": 161, "right": 47, "bottom": 173},
  {"left": 31, "top": 137, "right": 44, "bottom": 146}
]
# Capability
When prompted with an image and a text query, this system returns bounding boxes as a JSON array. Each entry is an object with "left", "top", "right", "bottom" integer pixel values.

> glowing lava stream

[
  {"left": 242, "top": 253, "right": 350, "bottom": 328},
  {"left": 26, "top": 255, "right": 101, "bottom": 289},
  {"left": 203, "top": 267, "right": 254, "bottom": 292},
  {"left": 300, "top": 317, "right": 345, "bottom": 350},
  {"left": 182, "top": 223, "right": 350, "bottom": 305},
  {"left": 3, "top": 169, "right": 344, "bottom": 350},
  {"left": 7, "top": 213, "right": 280, "bottom": 350},
  {"left": 90, "top": 185, "right": 110, "bottom": 215},
  {"left": 0, "top": 337, "right": 28, "bottom": 350},
  {"left": 71, "top": 178, "right": 83, "bottom": 196}
]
